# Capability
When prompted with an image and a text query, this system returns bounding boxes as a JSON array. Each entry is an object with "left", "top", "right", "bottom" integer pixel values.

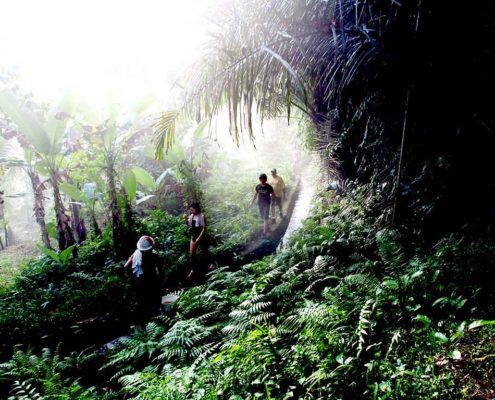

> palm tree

[{"left": 154, "top": 0, "right": 495, "bottom": 236}]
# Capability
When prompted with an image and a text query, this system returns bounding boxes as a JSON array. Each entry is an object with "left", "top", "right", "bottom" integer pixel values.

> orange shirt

[{"left": 268, "top": 175, "right": 285, "bottom": 197}]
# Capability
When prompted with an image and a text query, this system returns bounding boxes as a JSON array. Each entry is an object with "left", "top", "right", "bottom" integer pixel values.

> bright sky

[{"left": 0, "top": 0, "right": 212, "bottom": 107}]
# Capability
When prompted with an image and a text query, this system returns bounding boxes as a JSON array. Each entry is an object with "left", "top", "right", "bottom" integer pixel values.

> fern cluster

[
  {"left": 110, "top": 190, "right": 495, "bottom": 399},
  {"left": 1, "top": 186, "right": 494, "bottom": 399}
]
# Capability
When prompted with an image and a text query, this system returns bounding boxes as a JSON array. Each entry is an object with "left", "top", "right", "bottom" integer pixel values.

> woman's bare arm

[
  {"left": 195, "top": 216, "right": 207, "bottom": 243},
  {"left": 124, "top": 255, "right": 133, "bottom": 269}
]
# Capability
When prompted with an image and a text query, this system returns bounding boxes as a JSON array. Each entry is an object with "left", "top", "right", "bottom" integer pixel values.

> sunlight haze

[{"left": 0, "top": 0, "right": 211, "bottom": 105}]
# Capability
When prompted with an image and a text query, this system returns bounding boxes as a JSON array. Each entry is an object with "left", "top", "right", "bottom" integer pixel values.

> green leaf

[
  {"left": 46, "top": 221, "right": 58, "bottom": 240},
  {"left": 468, "top": 320, "right": 495, "bottom": 330},
  {"left": 414, "top": 314, "right": 432, "bottom": 327},
  {"left": 164, "top": 142, "right": 186, "bottom": 166},
  {"left": 59, "top": 182, "right": 88, "bottom": 202},
  {"left": 432, "top": 297, "right": 449, "bottom": 308},
  {"left": 153, "top": 110, "right": 180, "bottom": 160},
  {"left": 132, "top": 166, "right": 155, "bottom": 189},
  {"left": 0, "top": 89, "right": 51, "bottom": 154},
  {"left": 193, "top": 120, "right": 208, "bottom": 137},
  {"left": 37, "top": 244, "right": 61, "bottom": 264},
  {"left": 382, "top": 279, "right": 398, "bottom": 289},
  {"left": 34, "top": 160, "right": 50, "bottom": 176},
  {"left": 144, "top": 144, "right": 156, "bottom": 159},
  {"left": 123, "top": 170, "right": 137, "bottom": 201},
  {"left": 43, "top": 114, "right": 67, "bottom": 154},
  {"left": 59, "top": 245, "right": 75, "bottom": 264},
  {"left": 410, "top": 270, "right": 423, "bottom": 279},
  {"left": 23, "top": 148, "right": 34, "bottom": 164},
  {"left": 433, "top": 332, "right": 449, "bottom": 344},
  {"left": 136, "top": 194, "right": 155, "bottom": 205},
  {"left": 103, "top": 124, "right": 118, "bottom": 149},
  {"left": 156, "top": 168, "right": 175, "bottom": 187}
]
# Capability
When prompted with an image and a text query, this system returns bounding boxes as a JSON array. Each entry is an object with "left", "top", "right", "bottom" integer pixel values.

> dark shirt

[
  {"left": 256, "top": 183, "right": 274, "bottom": 204},
  {"left": 140, "top": 251, "right": 160, "bottom": 281}
]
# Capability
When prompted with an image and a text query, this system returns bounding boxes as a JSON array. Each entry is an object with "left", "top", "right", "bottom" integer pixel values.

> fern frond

[
  {"left": 10, "top": 380, "right": 43, "bottom": 400},
  {"left": 355, "top": 299, "right": 375, "bottom": 357}
]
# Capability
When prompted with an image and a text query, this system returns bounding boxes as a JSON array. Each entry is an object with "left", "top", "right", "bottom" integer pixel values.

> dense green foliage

[
  {"left": 1, "top": 190, "right": 493, "bottom": 399},
  {"left": 0, "top": 212, "right": 186, "bottom": 357},
  {"left": 108, "top": 191, "right": 494, "bottom": 399},
  {"left": 1, "top": 0, "right": 495, "bottom": 398}
]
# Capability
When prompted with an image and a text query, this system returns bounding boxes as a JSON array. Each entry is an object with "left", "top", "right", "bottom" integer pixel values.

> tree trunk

[
  {"left": 90, "top": 200, "right": 101, "bottom": 237},
  {"left": 27, "top": 170, "right": 52, "bottom": 249},
  {"left": 71, "top": 200, "right": 80, "bottom": 236},
  {"left": 71, "top": 200, "right": 87, "bottom": 243},
  {"left": 106, "top": 154, "right": 125, "bottom": 256},
  {"left": 51, "top": 175, "right": 76, "bottom": 250}
]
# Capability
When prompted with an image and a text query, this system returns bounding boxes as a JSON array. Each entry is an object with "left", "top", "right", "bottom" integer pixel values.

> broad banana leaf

[
  {"left": 156, "top": 168, "right": 176, "bottom": 187},
  {"left": 123, "top": 169, "right": 137, "bottom": 201},
  {"left": 59, "top": 182, "right": 89, "bottom": 203},
  {"left": 102, "top": 124, "right": 118, "bottom": 150},
  {"left": 0, "top": 89, "right": 51, "bottom": 155},
  {"left": 132, "top": 166, "right": 155, "bottom": 189}
]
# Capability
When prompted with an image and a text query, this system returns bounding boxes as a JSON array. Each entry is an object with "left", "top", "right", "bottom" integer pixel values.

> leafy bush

[
  {"left": 1, "top": 186, "right": 494, "bottom": 399},
  {"left": 112, "top": 191, "right": 495, "bottom": 399}
]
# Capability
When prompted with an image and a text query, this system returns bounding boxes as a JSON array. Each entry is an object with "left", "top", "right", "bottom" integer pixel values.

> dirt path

[{"left": 0, "top": 241, "right": 39, "bottom": 286}]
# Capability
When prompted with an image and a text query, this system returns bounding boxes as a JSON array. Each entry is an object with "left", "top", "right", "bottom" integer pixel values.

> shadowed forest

[{"left": 0, "top": 1, "right": 494, "bottom": 399}]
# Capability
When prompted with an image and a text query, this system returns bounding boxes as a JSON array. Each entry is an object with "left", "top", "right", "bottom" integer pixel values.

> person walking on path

[
  {"left": 124, "top": 236, "right": 162, "bottom": 324},
  {"left": 268, "top": 168, "right": 285, "bottom": 219},
  {"left": 184, "top": 202, "right": 211, "bottom": 279},
  {"left": 249, "top": 173, "right": 274, "bottom": 236}
]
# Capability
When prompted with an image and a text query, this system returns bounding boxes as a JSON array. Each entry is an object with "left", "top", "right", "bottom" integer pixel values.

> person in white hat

[{"left": 124, "top": 235, "right": 161, "bottom": 322}]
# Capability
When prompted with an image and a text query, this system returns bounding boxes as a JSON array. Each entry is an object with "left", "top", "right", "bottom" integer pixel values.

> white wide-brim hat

[{"left": 137, "top": 236, "right": 153, "bottom": 251}]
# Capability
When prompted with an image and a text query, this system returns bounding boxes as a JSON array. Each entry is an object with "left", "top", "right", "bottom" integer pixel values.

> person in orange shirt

[{"left": 268, "top": 168, "right": 285, "bottom": 219}]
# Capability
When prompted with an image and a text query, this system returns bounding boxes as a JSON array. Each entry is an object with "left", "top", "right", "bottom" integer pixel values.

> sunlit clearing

[{"left": 0, "top": 0, "right": 211, "bottom": 106}]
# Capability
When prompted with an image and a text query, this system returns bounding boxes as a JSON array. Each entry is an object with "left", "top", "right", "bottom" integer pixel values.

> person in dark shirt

[
  {"left": 124, "top": 236, "right": 162, "bottom": 324},
  {"left": 249, "top": 173, "right": 274, "bottom": 236}
]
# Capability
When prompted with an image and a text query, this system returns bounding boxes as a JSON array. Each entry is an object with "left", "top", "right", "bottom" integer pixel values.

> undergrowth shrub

[
  {"left": 114, "top": 190, "right": 495, "bottom": 399},
  {"left": 1, "top": 189, "right": 494, "bottom": 399}
]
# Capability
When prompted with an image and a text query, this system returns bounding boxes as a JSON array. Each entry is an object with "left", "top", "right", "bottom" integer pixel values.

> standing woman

[
  {"left": 124, "top": 235, "right": 161, "bottom": 323},
  {"left": 184, "top": 202, "right": 210, "bottom": 278}
]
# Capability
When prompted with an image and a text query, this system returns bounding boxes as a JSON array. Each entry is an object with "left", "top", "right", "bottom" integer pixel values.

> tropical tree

[
  {"left": 0, "top": 113, "right": 52, "bottom": 248},
  {"left": 0, "top": 89, "right": 77, "bottom": 250},
  {"left": 154, "top": 0, "right": 495, "bottom": 239},
  {"left": 160, "top": 120, "right": 210, "bottom": 206},
  {"left": 72, "top": 96, "right": 157, "bottom": 255}
]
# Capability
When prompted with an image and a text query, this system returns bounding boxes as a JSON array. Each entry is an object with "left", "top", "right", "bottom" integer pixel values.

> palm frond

[{"left": 153, "top": 110, "right": 180, "bottom": 160}]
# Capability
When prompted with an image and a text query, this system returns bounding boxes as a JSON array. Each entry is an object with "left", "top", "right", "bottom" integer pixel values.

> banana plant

[
  {"left": 37, "top": 243, "right": 76, "bottom": 267},
  {"left": 74, "top": 94, "right": 156, "bottom": 255},
  {"left": 161, "top": 120, "right": 210, "bottom": 205},
  {"left": 0, "top": 133, "right": 52, "bottom": 248},
  {"left": 0, "top": 89, "right": 76, "bottom": 250}
]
